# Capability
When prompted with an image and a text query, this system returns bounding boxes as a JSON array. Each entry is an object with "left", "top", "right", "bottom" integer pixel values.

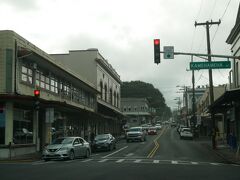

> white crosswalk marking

[
  {"left": 171, "top": 160, "right": 178, "bottom": 164},
  {"left": 125, "top": 153, "right": 134, "bottom": 157},
  {"left": 134, "top": 159, "right": 142, "bottom": 163},
  {"left": 210, "top": 163, "right": 220, "bottom": 166},
  {"left": 116, "top": 159, "right": 125, "bottom": 163},
  {"left": 30, "top": 158, "right": 226, "bottom": 167},
  {"left": 81, "top": 159, "right": 93, "bottom": 162},
  {"left": 98, "top": 159, "right": 109, "bottom": 163},
  {"left": 32, "top": 161, "right": 55, "bottom": 165},
  {"left": 191, "top": 162, "right": 198, "bottom": 165}
]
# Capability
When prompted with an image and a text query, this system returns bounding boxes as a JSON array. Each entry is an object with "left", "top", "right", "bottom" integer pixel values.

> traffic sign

[
  {"left": 190, "top": 61, "right": 231, "bottom": 70},
  {"left": 163, "top": 46, "right": 174, "bottom": 59}
]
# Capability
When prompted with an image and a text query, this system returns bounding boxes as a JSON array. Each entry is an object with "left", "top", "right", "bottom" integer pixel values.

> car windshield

[
  {"left": 52, "top": 137, "right": 74, "bottom": 145},
  {"left": 95, "top": 134, "right": 109, "bottom": 141},
  {"left": 182, "top": 129, "right": 191, "bottom": 132},
  {"left": 129, "top": 128, "right": 141, "bottom": 132}
]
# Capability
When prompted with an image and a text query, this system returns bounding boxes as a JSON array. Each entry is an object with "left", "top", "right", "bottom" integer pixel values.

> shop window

[{"left": 13, "top": 109, "right": 33, "bottom": 144}]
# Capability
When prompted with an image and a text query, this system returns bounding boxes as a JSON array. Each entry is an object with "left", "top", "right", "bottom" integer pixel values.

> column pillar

[{"left": 5, "top": 102, "right": 13, "bottom": 145}]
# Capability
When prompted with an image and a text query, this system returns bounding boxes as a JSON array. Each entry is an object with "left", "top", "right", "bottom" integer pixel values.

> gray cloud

[{"left": 1, "top": 0, "right": 38, "bottom": 11}]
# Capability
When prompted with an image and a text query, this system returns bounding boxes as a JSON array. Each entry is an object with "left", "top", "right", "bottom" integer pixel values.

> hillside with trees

[{"left": 121, "top": 81, "right": 172, "bottom": 120}]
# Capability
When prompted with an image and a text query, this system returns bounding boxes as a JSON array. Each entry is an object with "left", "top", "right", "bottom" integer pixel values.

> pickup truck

[{"left": 126, "top": 127, "right": 146, "bottom": 142}]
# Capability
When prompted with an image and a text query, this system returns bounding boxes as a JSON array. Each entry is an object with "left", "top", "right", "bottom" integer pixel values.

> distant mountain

[{"left": 121, "top": 81, "right": 172, "bottom": 119}]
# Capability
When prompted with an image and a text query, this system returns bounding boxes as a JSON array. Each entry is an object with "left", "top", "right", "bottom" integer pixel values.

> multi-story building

[
  {"left": 51, "top": 49, "right": 122, "bottom": 136},
  {"left": 0, "top": 30, "right": 100, "bottom": 158},
  {"left": 181, "top": 86, "right": 206, "bottom": 126},
  {"left": 121, "top": 98, "right": 152, "bottom": 127},
  {"left": 210, "top": 4, "right": 240, "bottom": 148},
  {"left": 196, "top": 85, "right": 226, "bottom": 137}
]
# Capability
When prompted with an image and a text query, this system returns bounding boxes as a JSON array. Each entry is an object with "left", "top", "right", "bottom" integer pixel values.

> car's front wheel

[
  {"left": 69, "top": 150, "right": 75, "bottom": 160},
  {"left": 85, "top": 149, "right": 90, "bottom": 158}
]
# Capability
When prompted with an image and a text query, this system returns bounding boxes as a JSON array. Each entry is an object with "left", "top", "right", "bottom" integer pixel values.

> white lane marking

[
  {"left": 98, "top": 159, "right": 109, "bottom": 163},
  {"left": 125, "top": 153, "right": 134, "bottom": 157},
  {"left": 102, "top": 146, "right": 128, "bottom": 158},
  {"left": 191, "top": 162, "right": 198, "bottom": 165},
  {"left": 116, "top": 159, "right": 125, "bottom": 163},
  {"left": 153, "top": 160, "right": 160, "bottom": 163},
  {"left": 171, "top": 160, "right": 178, "bottom": 164},
  {"left": 134, "top": 159, "right": 142, "bottom": 163},
  {"left": 81, "top": 159, "right": 93, "bottom": 162},
  {"left": 210, "top": 163, "right": 220, "bottom": 166}
]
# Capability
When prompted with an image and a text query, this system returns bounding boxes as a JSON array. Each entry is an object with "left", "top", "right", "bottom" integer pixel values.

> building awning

[{"left": 209, "top": 88, "right": 240, "bottom": 113}]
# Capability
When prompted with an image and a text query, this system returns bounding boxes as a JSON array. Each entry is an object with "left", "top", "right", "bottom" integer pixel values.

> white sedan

[{"left": 180, "top": 128, "right": 193, "bottom": 140}]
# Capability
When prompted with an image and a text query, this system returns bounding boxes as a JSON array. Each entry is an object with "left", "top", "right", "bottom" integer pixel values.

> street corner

[{"left": 0, "top": 154, "right": 42, "bottom": 164}]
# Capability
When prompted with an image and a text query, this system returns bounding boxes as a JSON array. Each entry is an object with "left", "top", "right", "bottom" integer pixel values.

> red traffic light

[
  {"left": 34, "top": 90, "right": 40, "bottom": 97},
  {"left": 154, "top": 39, "right": 160, "bottom": 45}
]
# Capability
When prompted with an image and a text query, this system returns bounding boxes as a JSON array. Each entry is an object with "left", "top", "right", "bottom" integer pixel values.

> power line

[
  {"left": 209, "top": 0, "right": 217, "bottom": 19},
  {"left": 211, "top": 0, "right": 232, "bottom": 43},
  {"left": 220, "top": 0, "right": 232, "bottom": 20}
]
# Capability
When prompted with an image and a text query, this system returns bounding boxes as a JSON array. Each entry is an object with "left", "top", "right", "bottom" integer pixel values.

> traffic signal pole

[{"left": 160, "top": 51, "right": 239, "bottom": 60}]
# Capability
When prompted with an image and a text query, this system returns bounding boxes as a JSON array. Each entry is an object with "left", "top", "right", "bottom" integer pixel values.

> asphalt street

[{"left": 1, "top": 126, "right": 240, "bottom": 180}]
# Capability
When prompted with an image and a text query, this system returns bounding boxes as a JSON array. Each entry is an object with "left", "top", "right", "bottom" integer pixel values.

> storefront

[{"left": 210, "top": 89, "right": 240, "bottom": 148}]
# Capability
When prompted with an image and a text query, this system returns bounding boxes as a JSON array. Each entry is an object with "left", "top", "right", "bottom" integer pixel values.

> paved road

[{"left": 1, "top": 126, "right": 240, "bottom": 180}]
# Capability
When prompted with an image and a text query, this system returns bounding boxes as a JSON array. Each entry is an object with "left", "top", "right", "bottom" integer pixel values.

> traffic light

[
  {"left": 33, "top": 90, "right": 40, "bottom": 110},
  {"left": 34, "top": 90, "right": 40, "bottom": 98},
  {"left": 154, "top": 39, "right": 160, "bottom": 64}
]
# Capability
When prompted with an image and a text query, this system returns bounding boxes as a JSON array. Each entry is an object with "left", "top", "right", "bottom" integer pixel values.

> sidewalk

[
  {"left": 198, "top": 137, "right": 240, "bottom": 165},
  {"left": 0, "top": 152, "right": 42, "bottom": 163}
]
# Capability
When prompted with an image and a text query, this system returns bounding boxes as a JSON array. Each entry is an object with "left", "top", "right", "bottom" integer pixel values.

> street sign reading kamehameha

[{"left": 190, "top": 61, "right": 231, "bottom": 70}]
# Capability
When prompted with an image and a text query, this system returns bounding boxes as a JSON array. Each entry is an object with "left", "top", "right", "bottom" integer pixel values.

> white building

[
  {"left": 51, "top": 49, "right": 122, "bottom": 136},
  {"left": 121, "top": 98, "right": 152, "bottom": 127}
]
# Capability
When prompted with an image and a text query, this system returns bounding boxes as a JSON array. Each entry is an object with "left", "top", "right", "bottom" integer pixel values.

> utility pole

[
  {"left": 195, "top": 20, "right": 221, "bottom": 149},
  {"left": 191, "top": 55, "right": 196, "bottom": 133}
]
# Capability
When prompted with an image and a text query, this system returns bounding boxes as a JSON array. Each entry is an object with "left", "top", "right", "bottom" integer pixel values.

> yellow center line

[{"left": 147, "top": 126, "right": 167, "bottom": 158}]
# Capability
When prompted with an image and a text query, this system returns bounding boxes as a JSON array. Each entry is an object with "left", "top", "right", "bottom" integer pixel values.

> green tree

[{"left": 121, "top": 81, "right": 172, "bottom": 119}]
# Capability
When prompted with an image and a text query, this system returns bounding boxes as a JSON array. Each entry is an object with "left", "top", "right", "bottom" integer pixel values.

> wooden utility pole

[{"left": 195, "top": 20, "right": 221, "bottom": 149}]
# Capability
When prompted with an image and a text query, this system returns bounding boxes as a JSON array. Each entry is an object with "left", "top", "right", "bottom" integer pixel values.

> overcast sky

[{"left": 0, "top": 0, "right": 239, "bottom": 109}]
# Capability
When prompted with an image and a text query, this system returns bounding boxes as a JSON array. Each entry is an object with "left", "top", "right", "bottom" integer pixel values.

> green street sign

[{"left": 190, "top": 61, "right": 231, "bottom": 70}]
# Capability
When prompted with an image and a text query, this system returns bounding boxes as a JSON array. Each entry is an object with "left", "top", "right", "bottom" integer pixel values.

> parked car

[
  {"left": 177, "top": 125, "right": 187, "bottom": 134},
  {"left": 180, "top": 128, "right": 193, "bottom": 140},
  {"left": 126, "top": 127, "right": 146, "bottom": 142},
  {"left": 148, "top": 127, "right": 157, "bottom": 135},
  {"left": 42, "top": 136, "right": 91, "bottom": 161},
  {"left": 92, "top": 133, "right": 116, "bottom": 152}
]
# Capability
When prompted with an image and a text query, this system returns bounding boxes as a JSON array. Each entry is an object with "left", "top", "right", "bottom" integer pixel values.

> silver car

[{"left": 42, "top": 137, "right": 91, "bottom": 161}]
